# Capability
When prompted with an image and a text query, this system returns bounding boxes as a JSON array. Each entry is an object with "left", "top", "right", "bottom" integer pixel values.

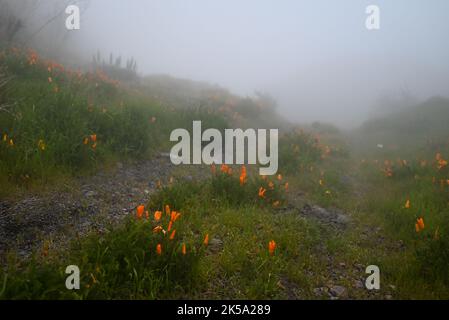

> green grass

[
  {"left": 0, "top": 48, "right": 227, "bottom": 197},
  {"left": 2, "top": 47, "right": 449, "bottom": 300},
  {"left": 0, "top": 167, "right": 325, "bottom": 299}
]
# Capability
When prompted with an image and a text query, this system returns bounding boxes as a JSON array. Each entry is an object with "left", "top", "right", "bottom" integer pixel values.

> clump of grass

[
  {"left": 0, "top": 48, "right": 229, "bottom": 194},
  {"left": 278, "top": 128, "right": 326, "bottom": 174},
  {"left": 1, "top": 203, "right": 205, "bottom": 299}
]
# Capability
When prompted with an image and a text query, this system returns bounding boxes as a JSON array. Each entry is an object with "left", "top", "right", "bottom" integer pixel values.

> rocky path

[{"left": 0, "top": 153, "right": 177, "bottom": 258}]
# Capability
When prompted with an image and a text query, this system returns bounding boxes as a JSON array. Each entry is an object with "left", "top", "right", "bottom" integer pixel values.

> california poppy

[
  {"left": 182, "top": 243, "right": 187, "bottom": 255},
  {"left": 220, "top": 164, "right": 228, "bottom": 173},
  {"left": 417, "top": 217, "right": 425, "bottom": 230},
  {"left": 203, "top": 233, "right": 209, "bottom": 246},
  {"left": 154, "top": 210, "right": 162, "bottom": 221},
  {"left": 404, "top": 199, "right": 410, "bottom": 209},
  {"left": 136, "top": 205, "right": 145, "bottom": 219},
  {"left": 169, "top": 229, "right": 176, "bottom": 240},
  {"left": 268, "top": 240, "right": 276, "bottom": 256},
  {"left": 167, "top": 220, "right": 173, "bottom": 232},
  {"left": 165, "top": 204, "right": 170, "bottom": 216},
  {"left": 156, "top": 244, "right": 162, "bottom": 255},
  {"left": 170, "top": 211, "right": 181, "bottom": 222},
  {"left": 90, "top": 134, "right": 97, "bottom": 143},
  {"left": 83, "top": 137, "right": 89, "bottom": 145},
  {"left": 415, "top": 217, "right": 425, "bottom": 233},
  {"left": 239, "top": 166, "right": 247, "bottom": 185},
  {"left": 258, "top": 187, "right": 266, "bottom": 198}
]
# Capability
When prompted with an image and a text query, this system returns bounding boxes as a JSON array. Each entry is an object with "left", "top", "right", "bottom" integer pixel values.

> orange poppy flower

[
  {"left": 91, "top": 142, "right": 97, "bottom": 150},
  {"left": 258, "top": 187, "right": 267, "bottom": 198},
  {"left": 438, "top": 159, "right": 448, "bottom": 170},
  {"left": 156, "top": 244, "right": 162, "bottom": 255},
  {"left": 170, "top": 211, "right": 181, "bottom": 222},
  {"left": 167, "top": 220, "right": 173, "bottom": 232},
  {"left": 154, "top": 210, "right": 162, "bottom": 221},
  {"left": 169, "top": 229, "right": 176, "bottom": 240},
  {"left": 90, "top": 134, "right": 97, "bottom": 143},
  {"left": 83, "top": 137, "right": 89, "bottom": 145},
  {"left": 220, "top": 164, "right": 229, "bottom": 174},
  {"left": 268, "top": 240, "right": 276, "bottom": 256},
  {"left": 239, "top": 166, "right": 247, "bottom": 185},
  {"left": 203, "top": 233, "right": 209, "bottom": 246},
  {"left": 182, "top": 243, "right": 187, "bottom": 255},
  {"left": 417, "top": 217, "right": 425, "bottom": 230},
  {"left": 145, "top": 211, "right": 149, "bottom": 219},
  {"left": 165, "top": 204, "right": 170, "bottom": 216},
  {"left": 404, "top": 199, "right": 410, "bottom": 209},
  {"left": 268, "top": 181, "right": 274, "bottom": 189},
  {"left": 136, "top": 205, "right": 145, "bottom": 219}
]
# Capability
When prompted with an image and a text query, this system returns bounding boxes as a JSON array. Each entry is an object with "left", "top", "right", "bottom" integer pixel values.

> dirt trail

[{"left": 0, "top": 153, "right": 176, "bottom": 257}]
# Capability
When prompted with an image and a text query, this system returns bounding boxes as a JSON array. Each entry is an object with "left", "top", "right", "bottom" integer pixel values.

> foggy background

[{"left": 4, "top": 0, "right": 449, "bottom": 127}]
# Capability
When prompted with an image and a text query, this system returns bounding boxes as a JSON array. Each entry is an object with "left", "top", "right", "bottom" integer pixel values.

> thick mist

[{"left": 6, "top": 0, "right": 449, "bottom": 127}]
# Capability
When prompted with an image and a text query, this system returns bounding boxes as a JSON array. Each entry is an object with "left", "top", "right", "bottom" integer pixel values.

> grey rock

[
  {"left": 329, "top": 285, "right": 347, "bottom": 298},
  {"left": 354, "top": 280, "right": 365, "bottom": 289}
]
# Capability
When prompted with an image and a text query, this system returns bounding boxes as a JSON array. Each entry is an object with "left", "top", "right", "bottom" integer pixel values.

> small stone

[
  {"left": 208, "top": 238, "right": 223, "bottom": 253},
  {"left": 329, "top": 285, "right": 347, "bottom": 298},
  {"left": 354, "top": 280, "right": 365, "bottom": 289}
]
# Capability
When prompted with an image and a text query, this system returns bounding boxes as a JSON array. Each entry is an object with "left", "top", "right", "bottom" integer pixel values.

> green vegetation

[
  {"left": 1, "top": 48, "right": 449, "bottom": 300},
  {"left": 0, "top": 48, "right": 227, "bottom": 195}
]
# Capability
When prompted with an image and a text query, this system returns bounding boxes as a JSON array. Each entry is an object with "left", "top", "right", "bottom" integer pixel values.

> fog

[{"left": 6, "top": 0, "right": 449, "bottom": 127}]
